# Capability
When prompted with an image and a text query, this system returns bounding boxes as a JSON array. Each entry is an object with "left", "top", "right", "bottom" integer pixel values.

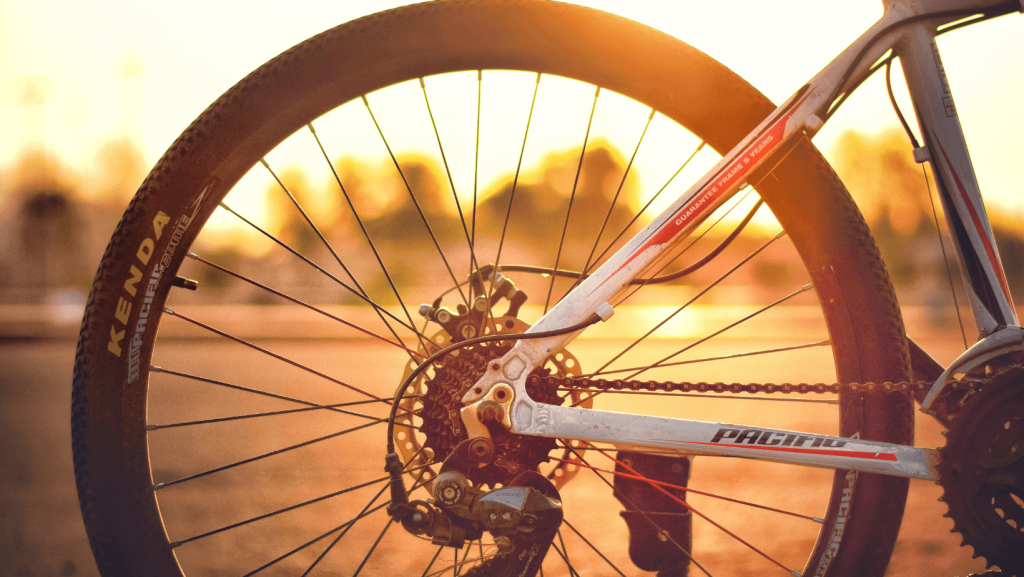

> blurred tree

[
  {"left": 92, "top": 138, "right": 146, "bottom": 206},
  {"left": 832, "top": 128, "right": 930, "bottom": 235},
  {"left": 476, "top": 143, "right": 638, "bottom": 271},
  {"left": 832, "top": 128, "right": 935, "bottom": 288},
  {"left": 0, "top": 150, "right": 91, "bottom": 299},
  {"left": 265, "top": 166, "right": 323, "bottom": 255},
  {"left": 831, "top": 127, "right": 1023, "bottom": 312}
]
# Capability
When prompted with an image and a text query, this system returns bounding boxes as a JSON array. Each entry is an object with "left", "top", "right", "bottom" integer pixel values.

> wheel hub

[
  {"left": 394, "top": 313, "right": 588, "bottom": 489},
  {"left": 419, "top": 338, "right": 563, "bottom": 487}
]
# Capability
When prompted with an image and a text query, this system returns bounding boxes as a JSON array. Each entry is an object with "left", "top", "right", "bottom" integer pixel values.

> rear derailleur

[{"left": 386, "top": 440, "right": 563, "bottom": 577}]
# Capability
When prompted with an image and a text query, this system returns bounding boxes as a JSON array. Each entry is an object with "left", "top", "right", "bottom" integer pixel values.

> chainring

[
  {"left": 394, "top": 316, "right": 589, "bottom": 490},
  {"left": 938, "top": 364, "right": 1024, "bottom": 575}
]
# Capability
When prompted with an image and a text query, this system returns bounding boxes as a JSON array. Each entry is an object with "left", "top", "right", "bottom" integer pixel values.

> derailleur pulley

[{"left": 388, "top": 440, "right": 563, "bottom": 577}]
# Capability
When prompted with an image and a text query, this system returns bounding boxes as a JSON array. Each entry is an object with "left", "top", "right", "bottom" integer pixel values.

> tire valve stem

[{"left": 172, "top": 276, "right": 199, "bottom": 291}]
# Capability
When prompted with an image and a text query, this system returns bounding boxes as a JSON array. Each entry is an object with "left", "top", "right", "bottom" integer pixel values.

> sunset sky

[{"left": 2, "top": 0, "right": 1021, "bottom": 216}]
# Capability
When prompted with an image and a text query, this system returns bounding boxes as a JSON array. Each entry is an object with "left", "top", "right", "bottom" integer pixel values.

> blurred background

[{"left": 1, "top": 1, "right": 1021, "bottom": 576}]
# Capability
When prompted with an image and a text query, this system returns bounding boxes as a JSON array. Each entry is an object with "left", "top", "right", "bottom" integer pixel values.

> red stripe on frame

[
  {"left": 665, "top": 440, "right": 899, "bottom": 462},
  {"left": 936, "top": 141, "right": 1013, "bottom": 304},
  {"left": 598, "top": 95, "right": 808, "bottom": 289}
]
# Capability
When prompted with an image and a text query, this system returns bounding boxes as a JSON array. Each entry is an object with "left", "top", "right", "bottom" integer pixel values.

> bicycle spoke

[
  {"left": 153, "top": 419, "right": 384, "bottom": 490},
  {"left": 170, "top": 461, "right": 431, "bottom": 548},
  {"left": 586, "top": 442, "right": 800, "bottom": 576},
  {"left": 421, "top": 546, "right": 445, "bottom": 577},
  {"left": 580, "top": 340, "right": 830, "bottom": 377},
  {"left": 560, "top": 519, "right": 626, "bottom": 577},
  {"left": 589, "top": 231, "right": 786, "bottom": 379},
  {"left": 260, "top": 157, "right": 428, "bottom": 356},
  {"left": 164, "top": 308, "right": 393, "bottom": 406},
  {"left": 149, "top": 366, "right": 414, "bottom": 420},
  {"left": 544, "top": 85, "right": 600, "bottom": 314},
  {"left": 567, "top": 108, "right": 655, "bottom": 297},
  {"left": 261, "top": 157, "right": 364, "bottom": 292},
  {"left": 305, "top": 462, "right": 431, "bottom": 577},
  {"left": 564, "top": 446, "right": 711, "bottom": 577},
  {"left": 306, "top": 122, "right": 432, "bottom": 355},
  {"left": 616, "top": 188, "right": 757, "bottom": 304},
  {"left": 362, "top": 94, "right": 472, "bottom": 313},
  {"left": 585, "top": 140, "right": 707, "bottom": 273},
  {"left": 420, "top": 77, "right": 497, "bottom": 335},
  {"left": 551, "top": 453, "right": 822, "bottom": 523},
  {"left": 241, "top": 497, "right": 389, "bottom": 577},
  {"left": 620, "top": 282, "right": 815, "bottom": 381},
  {"left": 240, "top": 460, "right": 431, "bottom": 577},
  {"left": 186, "top": 252, "right": 424, "bottom": 359},
  {"left": 146, "top": 398, "right": 418, "bottom": 431},
  {"left": 217, "top": 201, "right": 424, "bottom": 339},
  {"left": 549, "top": 537, "right": 579, "bottom": 577},
  {"left": 492, "top": 72, "right": 542, "bottom": 284},
  {"left": 471, "top": 70, "right": 482, "bottom": 275},
  {"left": 455, "top": 542, "right": 470, "bottom": 577},
  {"left": 420, "top": 78, "right": 483, "bottom": 292}
]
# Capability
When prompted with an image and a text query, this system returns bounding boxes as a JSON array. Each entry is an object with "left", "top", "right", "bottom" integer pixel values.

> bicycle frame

[{"left": 460, "top": 0, "right": 1023, "bottom": 482}]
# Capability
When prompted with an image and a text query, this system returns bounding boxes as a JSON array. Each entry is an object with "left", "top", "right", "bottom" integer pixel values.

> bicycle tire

[{"left": 72, "top": 1, "right": 913, "bottom": 576}]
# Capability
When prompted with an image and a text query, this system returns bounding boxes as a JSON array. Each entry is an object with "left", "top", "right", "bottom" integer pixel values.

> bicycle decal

[
  {"left": 106, "top": 211, "right": 171, "bottom": 359},
  {"left": 812, "top": 470, "right": 859, "bottom": 577},
  {"left": 601, "top": 94, "right": 809, "bottom": 288}
]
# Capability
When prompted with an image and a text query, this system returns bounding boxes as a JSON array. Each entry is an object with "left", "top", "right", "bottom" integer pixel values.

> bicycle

[{"left": 71, "top": 0, "right": 1024, "bottom": 575}]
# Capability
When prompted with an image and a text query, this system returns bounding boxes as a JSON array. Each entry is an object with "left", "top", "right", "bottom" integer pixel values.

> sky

[{"left": 1, "top": 0, "right": 1021, "bottom": 216}]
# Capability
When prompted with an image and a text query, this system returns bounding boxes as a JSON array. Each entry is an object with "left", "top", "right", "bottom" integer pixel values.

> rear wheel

[{"left": 72, "top": 2, "right": 913, "bottom": 576}]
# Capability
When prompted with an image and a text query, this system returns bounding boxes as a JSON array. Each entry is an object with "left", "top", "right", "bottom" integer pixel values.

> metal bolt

[
  {"left": 494, "top": 535, "right": 513, "bottom": 553},
  {"left": 489, "top": 513, "right": 498, "bottom": 522},
  {"left": 478, "top": 401, "right": 504, "bottom": 424},
  {"left": 474, "top": 297, "right": 488, "bottom": 312},
  {"left": 436, "top": 310, "right": 451, "bottom": 324},
  {"left": 502, "top": 512, "right": 511, "bottom": 521},
  {"left": 467, "top": 438, "right": 495, "bottom": 463},
  {"left": 412, "top": 513, "right": 424, "bottom": 523},
  {"left": 443, "top": 487, "right": 456, "bottom": 500}
]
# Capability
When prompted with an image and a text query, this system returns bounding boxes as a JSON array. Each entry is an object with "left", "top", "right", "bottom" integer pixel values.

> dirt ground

[{"left": 0, "top": 336, "right": 992, "bottom": 577}]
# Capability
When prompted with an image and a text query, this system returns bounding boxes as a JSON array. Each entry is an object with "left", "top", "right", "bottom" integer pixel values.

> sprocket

[
  {"left": 938, "top": 364, "right": 1024, "bottom": 576},
  {"left": 393, "top": 315, "right": 588, "bottom": 490},
  {"left": 418, "top": 340, "right": 564, "bottom": 487}
]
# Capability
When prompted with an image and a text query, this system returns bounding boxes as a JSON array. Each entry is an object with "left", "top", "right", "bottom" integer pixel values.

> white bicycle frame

[{"left": 460, "top": 0, "right": 1023, "bottom": 482}]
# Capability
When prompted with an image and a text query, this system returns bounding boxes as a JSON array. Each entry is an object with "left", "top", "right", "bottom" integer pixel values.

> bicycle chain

[{"left": 530, "top": 374, "right": 983, "bottom": 396}]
